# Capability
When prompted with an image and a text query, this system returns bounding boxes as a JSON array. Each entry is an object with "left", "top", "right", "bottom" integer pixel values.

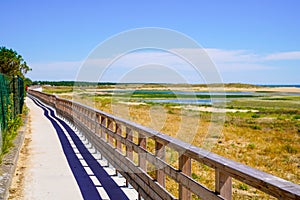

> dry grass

[{"left": 46, "top": 86, "right": 300, "bottom": 199}]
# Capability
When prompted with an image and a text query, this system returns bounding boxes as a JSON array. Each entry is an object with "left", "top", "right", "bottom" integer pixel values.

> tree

[
  {"left": 0, "top": 47, "right": 31, "bottom": 78},
  {"left": 24, "top": 77, "right": 33, "bottom": 86}
]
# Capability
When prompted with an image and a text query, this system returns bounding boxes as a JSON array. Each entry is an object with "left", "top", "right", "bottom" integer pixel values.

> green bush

[
  {"left": 238, "top": 183, "right": 249, "bottom": 191},
  {"left": 251, "top": 114, "right": 260, "bottom": 118},
  {"left": 250, "top": 125, "right": 262, "bottom": 130},
  {"left": 247, "top": 143, "right": 256, "bottom": 149},
  {"left": 191, "top": 173, "right": 199, "bottom": 180},
  {"left": 0, "top": 104, "right": 23, "bottom": 162},
  {"left": 283, "top": 144, "right": 298, "bottom": 154},
  {"left": 293, "top": 115, "right": 300, "bottom": 120}
]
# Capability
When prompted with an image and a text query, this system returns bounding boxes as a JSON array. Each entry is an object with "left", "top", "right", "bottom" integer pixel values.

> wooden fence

[{"left": 28, "top": 90, "right": 300, "bottom": 200}]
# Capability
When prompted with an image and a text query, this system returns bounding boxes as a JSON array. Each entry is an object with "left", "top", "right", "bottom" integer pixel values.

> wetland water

[
  {"left": 144, "top": 99, "right": 226, "bottom": 104},
  {"left": 106, "top": 90, "right": 259, "bottom": 105},
  {"left": 103, "top": 89, "right": 299, "bottom": 105},
  {"left": 108, "top": 90, "right": 253, "bottom": 96}
]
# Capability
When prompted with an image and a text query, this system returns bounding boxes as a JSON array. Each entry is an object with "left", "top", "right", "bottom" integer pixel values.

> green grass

[
  {"left": 228, "top": 99, "right": 300, "bottom": 110},
  {"left": 130, "top": 93, "right": 257, "bottom": 99},
  {"left": 43, "top": 86, "right": 73, "bottom": 94}
]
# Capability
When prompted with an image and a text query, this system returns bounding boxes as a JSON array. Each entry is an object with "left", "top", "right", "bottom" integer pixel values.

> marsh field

[{"left": 42, "top": 83, "right": 300, "bottom": 199}]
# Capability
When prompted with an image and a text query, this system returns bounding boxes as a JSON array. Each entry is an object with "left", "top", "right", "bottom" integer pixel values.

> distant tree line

[
  {"left": 32, "top": 81, "right": 117, "bottom": 87},
  {"left": 31, "top": 81, "right": 260, "bottom": 88}
]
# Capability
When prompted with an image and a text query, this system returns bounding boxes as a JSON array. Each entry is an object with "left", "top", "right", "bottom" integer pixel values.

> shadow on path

[{"left": 31, "top": 97, "right": 130, "bottom": 200}]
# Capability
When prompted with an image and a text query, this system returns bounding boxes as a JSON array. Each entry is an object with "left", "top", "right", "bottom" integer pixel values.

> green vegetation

[
  {"left": 247, "top": 143, "right": 256, "bottom": 149},
  {"left": 1, "top": 109, "right": 23, "bottom": 161},
  {"left": 228, "top": 99, "right": 300, "bottom": 110},
  {"left": 293, "top": 115, "right": 300, "bottom": 120},
  {"left": 0, "top": 46, "right": 29, "bottom": 162},
  {"left": 0, "top": 46, "right": 31, "bottom": 79},
  {"left": 251, "top": 113, "right": 260, "bottom": 118},
  {"left": 283, "top": 144, "right": 298, "bottom": 154},
  {"left": 42, "top": 86, "right": 74, "bottom": 94},
  {"left": 131, "top": 93, "right": 256, "bottom": 99},
  {"left": 237, "top": 183, "right": 249, "bottom": 191}
]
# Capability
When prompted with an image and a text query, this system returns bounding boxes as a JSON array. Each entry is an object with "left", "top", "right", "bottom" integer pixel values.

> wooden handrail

[{"left": 28, "top": 90, "right": 300, "bottom": 200}]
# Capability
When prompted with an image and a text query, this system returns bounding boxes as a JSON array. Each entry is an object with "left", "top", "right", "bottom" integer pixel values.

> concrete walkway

[
  {"left": 19, "top": 97, "right": 137, "bottom": 200},
  {"left": 22, "top": 98, "right": 83, "bottom": 199}
]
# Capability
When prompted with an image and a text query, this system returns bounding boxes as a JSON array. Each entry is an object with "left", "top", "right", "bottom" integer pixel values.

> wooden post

[
  {"left": 138, "top": 133, "right": 147, "bottom": 172},
  {"left": 79, "top": 107, "right": 82, "bottom": 123},
  {"left": 92, "top": 112, "right": 96, "bottom": 133},
  {"left": 87, "top": 111, "right": 91, "bottom": 130},
  {"left": 87, "top": 111, "right": 89, "bottom": 127},
  {"left": 179, "top": 154, "right": 191, "bottom": 200},
  {"left": 89, "top": 111, "right": 92, "bottom": 131},
  {"left": 126, "top": 127, "right": 133, "bottom": 160},
  {"left": 100, "top": 116, "right": 106, "bottom": 140},
  {"left": 155, "top": 141, "right": 165, "bottom": 187},
  {"left": 125, "top": 127, "right": 133, "bottom": 187},
  {"left": 215, "top": 169, "right": 232, "bottom": 200},
  {"left": 138, "top": 133, "right": 147, "bottom": 200},
  {"left": 116, "top": 124, "right": 122, "bottom": 152},
  {"left": 82, "top": 109, "right": 86, "bottom": 126},
  {"left": 90, "top": 112, "right": 94, "bottom": 131},
  {"left": 108, "top": 119, "right": 114, "bottom": 145},
  {"left": 95, "top": 114, "right": 101, "bottom": 137}
]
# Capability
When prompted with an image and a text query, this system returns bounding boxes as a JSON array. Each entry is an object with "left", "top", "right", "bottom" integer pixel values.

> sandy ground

[
  {"left": 8, "top": 98, "right": 82, "bottom": 200},
  {"left": 8, "top": 120, "right": 31, "bottom": 200}
]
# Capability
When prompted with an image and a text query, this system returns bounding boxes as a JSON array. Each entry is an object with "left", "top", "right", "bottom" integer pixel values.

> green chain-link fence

[{"left": 0, "top": 73, "right": 24, "bottom": 133}]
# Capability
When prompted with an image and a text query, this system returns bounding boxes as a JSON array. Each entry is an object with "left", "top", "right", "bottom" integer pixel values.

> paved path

[{"left": 21, "top": 97, "right": 137, "bottom": 200}]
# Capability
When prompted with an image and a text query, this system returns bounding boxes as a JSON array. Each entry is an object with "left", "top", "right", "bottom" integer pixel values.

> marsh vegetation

[{"left": 43, "top": 84, "right": 300, "bottom": 199}]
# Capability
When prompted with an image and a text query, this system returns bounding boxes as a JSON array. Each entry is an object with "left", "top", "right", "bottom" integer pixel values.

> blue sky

[{"left": 1, "top": 0, "right": 300, "bottom": 84}]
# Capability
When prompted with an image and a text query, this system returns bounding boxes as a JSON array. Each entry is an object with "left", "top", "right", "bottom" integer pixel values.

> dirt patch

[{"left": 8, "top": 117, "right": 32, "bottom": 200}]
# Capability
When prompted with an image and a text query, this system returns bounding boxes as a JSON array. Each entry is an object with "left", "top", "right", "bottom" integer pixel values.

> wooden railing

[{"left": 28, "top": 90, "right": 300, "bottom": 200}]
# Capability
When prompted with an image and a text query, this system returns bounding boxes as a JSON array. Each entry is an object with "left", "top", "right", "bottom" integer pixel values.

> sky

[{"left": 1, "top": 0, "right": 300, "bottom": 84}]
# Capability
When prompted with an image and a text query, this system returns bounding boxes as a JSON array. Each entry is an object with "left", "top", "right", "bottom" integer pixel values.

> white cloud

[
  {"left": 217, "top": 63, "right": 274, "bottom": 71},
  {"left": 27, "top": 48, "right": 300, "bottom": 83},
  {"left": 205, "top": 48, "right": 261, "bottom": 63},
  {"left": 27, "top": 61, "right": 82, "bottom": 80},
  {"left": 169, "top": 48, "right": 271, "bottom": 71},
  {"left": 202, "top": 49, "right": 275, "bottom": 71},
  {"left": 264, "top": 51, "right": 300, "bottom": 60}
]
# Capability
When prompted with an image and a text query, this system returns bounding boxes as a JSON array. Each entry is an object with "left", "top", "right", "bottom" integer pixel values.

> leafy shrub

[
  {"left": 283, "top": 144, "right": 298, "bottom": 154},
  {"left": 247, "top": 143, "right": 256, "bottom": 149},
  {"left": 167, "top": 110, "right": 175, "bottom": 114},
  {"left": 251, "top": 114, "right": 260, "bottom": 118},
  {"left": 250, "top": 125, "right": 262, "bottom": 130},
  {"left": 238, "top": 183, "right": 249, "bottom": 191},
  {"left": 191, "top": 173, "right": 199, "bottom": 180},
  {"left": 1, "top": 115, "right": 23, "bottom": 160},
  {"left": 293, "top": 115, "right": 300, "bottom": 120}
]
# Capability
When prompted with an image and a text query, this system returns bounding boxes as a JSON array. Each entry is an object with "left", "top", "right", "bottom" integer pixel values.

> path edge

[{"left": 0, "top": 112, "right": 29, "bottom": 200}]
